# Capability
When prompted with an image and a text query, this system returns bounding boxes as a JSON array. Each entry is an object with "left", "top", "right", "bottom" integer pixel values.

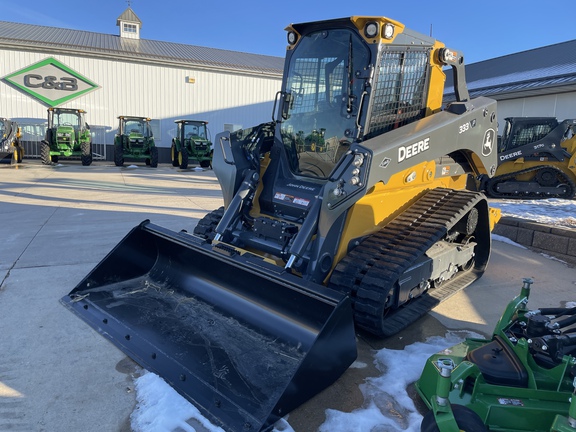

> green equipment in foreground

[
  {"left": 416, "top": 278, "right": 576, "bottom": 432},
  {"left": 40, "top": 108, "right": 92, "bottom": 165},
  {"left": 171, "top": 119, "right": 213, "bottom": 169},
  {"left": 0, "top": 117, "right": 23, "bottom": 164},
  {"left": 114, "top": 116, "right": 158, "bottom": 167}
]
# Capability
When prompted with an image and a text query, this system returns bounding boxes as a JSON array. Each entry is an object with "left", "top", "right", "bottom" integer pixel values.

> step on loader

[
  {"left": 62, "top": 16, "right": 501, "bottom": 432},
  {"left": 481, "top": 117, "right": 576, "bottom": 199},
  {"left": 171, "top": 119, "right": 213, "bottom": 169},
  {"left": 40, "top": 108, "right": 92, "bottom": 165},
  {"left": 114, "top": 116, "right": 158, "bottom": 167},
  {"left": 0, "top": 117, "right": 23, "bottom": 164}
]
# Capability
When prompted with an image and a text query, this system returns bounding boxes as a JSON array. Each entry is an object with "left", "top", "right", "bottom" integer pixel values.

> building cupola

[{"left": 116, "top": 6, "right": 142, "bottom": 39}]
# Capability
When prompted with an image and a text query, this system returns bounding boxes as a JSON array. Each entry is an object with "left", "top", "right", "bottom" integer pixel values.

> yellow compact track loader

[
  {"left": 481, "top": 117, "right": 576, "bottom": 199},
  {"left": 0, "top": 117, "right": 23, "bottom": 164},
  {"left": 62, "top": 16, "right": 499, "bottom": 432}
]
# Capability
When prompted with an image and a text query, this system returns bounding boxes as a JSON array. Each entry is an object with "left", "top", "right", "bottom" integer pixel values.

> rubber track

[
  {"left": 329, "top": 188, "right": 486, "bottom": 337},
  {"left": 193, "top": 206, "right": 224, "bottom": 240},
  {"left": 486, "top": 165, "right": 576, "bottom": 199}
]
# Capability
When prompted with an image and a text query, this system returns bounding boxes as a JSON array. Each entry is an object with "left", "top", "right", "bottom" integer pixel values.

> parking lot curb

[{"left": 493, "top": 216, "right": 576, "bottom": 265}]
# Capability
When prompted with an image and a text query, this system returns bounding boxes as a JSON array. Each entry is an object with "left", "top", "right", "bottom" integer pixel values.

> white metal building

[
  {"left": 0, "top": 8, "right": 284, "bottom": 161},
  {"left": 444, "top": 39, "right": 576, "bottom": 128}
]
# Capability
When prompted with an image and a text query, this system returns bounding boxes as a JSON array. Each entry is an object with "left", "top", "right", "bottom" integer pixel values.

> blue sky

[{"left": 3, "top": 0, "right": 575, "bottom": 65}]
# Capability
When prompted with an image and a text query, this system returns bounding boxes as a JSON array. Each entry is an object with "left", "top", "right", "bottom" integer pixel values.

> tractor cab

[
  {"left": 41, "top": 108, "right": 92, "bottom": 165},
  {"left": 114, "top": 116, "right": 157, "bottom": 167},
  {"left": 171, "top": 120, "right": 213, "bottom": 169},
  {"left": 49, "top": 108, "right": 88, "bottom": 149},
  {"left": 120, "top": 117, "right": 152, "bottom": 149}
]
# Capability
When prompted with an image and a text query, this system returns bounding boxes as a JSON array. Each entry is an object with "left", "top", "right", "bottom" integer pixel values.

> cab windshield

[
  {"left": 183, "top": 122, "right": 208, "bottom": 140},
  {"left": 281, "top": 28, "right": 370, "bottom": 178},
  {"left": 55, "top": 112, "right": 81, "bottom": 128},
  {"left": 124, "top": 119, "right": 151, "bottom": 137}
]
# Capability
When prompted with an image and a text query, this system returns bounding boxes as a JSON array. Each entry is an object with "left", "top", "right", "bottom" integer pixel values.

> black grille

[{"left": 367, "top": 49, "right": 430, "bottom": 138}]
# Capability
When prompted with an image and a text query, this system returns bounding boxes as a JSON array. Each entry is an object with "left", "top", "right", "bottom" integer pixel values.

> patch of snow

[
  {"left": 131, "top": 332, "right": 478, "bottom": 432},
  {"left": 491, "top": 233, "right": 527, "bottom": 249}
]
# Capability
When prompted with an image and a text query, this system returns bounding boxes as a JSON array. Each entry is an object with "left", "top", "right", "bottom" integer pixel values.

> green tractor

[
  {"left": 416, "top": 278, "right": 576, "bottom": 432},
  {"left": 170, "top": 119, "right": 212, "bottom": 169},
  {"left": 0, "top": 117, "right": 23, "bottom": 164},
  {"left": 114, "top": 116, "right": 158, "bottom": 167},
  {"left": 40, "top": 108, "right": 92, "bottom": 166}
]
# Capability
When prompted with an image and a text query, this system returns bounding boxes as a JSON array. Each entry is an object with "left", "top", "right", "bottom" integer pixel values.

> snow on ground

[
  {"left": 489, "top": 198, "right": 576, "bottom": 228},
  {"left": 130, "top": 197, "right": 575, "bottom": 432},
  {"left": 131, "top": 332, "right": 477, "bottom": 432}
]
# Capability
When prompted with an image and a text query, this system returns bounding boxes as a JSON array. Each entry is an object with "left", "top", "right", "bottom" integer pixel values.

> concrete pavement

[{"left": 1, "top": 160, "right": 575, "bottom": 432}]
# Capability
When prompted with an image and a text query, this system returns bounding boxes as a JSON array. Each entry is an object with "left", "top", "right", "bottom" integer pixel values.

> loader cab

[
  {"left": 279, "top": 18, "right": 432, "bottom": 180},
  {"left": 280, "top": 23, "right": 371, "bottom": 179},
  {"left": 499, "top": 117, "right": 559, "bottom": 153}
]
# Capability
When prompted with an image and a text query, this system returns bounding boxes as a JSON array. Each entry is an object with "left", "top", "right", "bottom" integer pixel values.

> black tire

[
  {"left": 51, "top": 155, "right": 59, "bottom": 163},
  {"left": 114, "top": 143, "right": 124, "bottom": 167},
  {"left": 421, "top": 405, "right": 486, "bottom": 432},
  {"left": 193, "top": 207, "right": 224, "bottom": 241},
  {"left": 40, "top": 141, "right": 52, "bottom": 165},
  {"left": 81, "top": 142, "right": 92, "bottom": 166},
  {"left": 171, "top": 143, "right": 179, "bottom": 167},
  {"left": 150, "top": 146, "right": 158, "bottom": 168},
  {"left": 178, "top": 147, "right": 189, "bottom": 169},
  {"left": 200, "top": 159, "right": 211, "bottom": 168}
]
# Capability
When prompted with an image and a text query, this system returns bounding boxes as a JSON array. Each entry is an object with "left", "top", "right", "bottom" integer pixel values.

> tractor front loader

[
  {"left": 40, "top": 108, "right": 92, "bottom": 166},
  {"left": 114, "top": 116, "right": 158, "bottom": 167},
  {"left": 481, "top": 117, "right": 576, "bottom": 199},
  {"left": 0, "top": 117, "right": 23, "bottom": 164},
  {"left": 171, "top": 119, "right": 213, "bottom": 169},
  {"left": 62, "top": 16, "right": 500, "bottom": 432}
]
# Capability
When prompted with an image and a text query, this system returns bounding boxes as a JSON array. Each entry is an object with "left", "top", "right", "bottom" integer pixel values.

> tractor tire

[
  {"left": 421, "top": 405, "right": 486, "bottom": 432},
  {"left": 150, "top": 146, "right": 158, "bottom": 168},
  {"left": 40, "top": 141, "right": 52, "bottom": 165},
  {"left": 171, "top": 143, "right": 179, "bottom": 167},
  {"left": 200, "top": 159, "right": 211, "bottom": 168},
  {"left": 178, "top": 147, "right": 189, "bottom": 169},
  {"left": 81, "top": 142, "right": 92, "bottom": 166},
  {"left": 193, "top": 207, "right": 224, "bottom": 241},
  {"left": 114, "top": 143, "right": 124, "bottom": 167}
]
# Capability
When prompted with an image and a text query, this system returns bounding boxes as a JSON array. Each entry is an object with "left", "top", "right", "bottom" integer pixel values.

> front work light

[
  {"left": 364, "top": 22, "right": 379, "bottom": 38},
  {"left": 383, "top": 23, "right": 395, "bottom": 39},
  {"left": 287, "top": 31, "right": 298, "bottom": 45}
]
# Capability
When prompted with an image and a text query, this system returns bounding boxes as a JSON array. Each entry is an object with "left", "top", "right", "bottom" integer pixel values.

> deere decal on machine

[{"left": 62, "top": 16, "right": 500, "bottom": 432}]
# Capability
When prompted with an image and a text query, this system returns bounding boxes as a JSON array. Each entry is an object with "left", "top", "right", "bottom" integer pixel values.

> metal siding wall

[
  {"left": 0, "top": 47, "right": 282, "bottom": 150},
  {"left": 497, "top": 91, "right": 576, "bottom": 129}
]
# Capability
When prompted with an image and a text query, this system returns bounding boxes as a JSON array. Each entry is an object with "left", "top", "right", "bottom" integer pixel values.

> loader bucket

[{"left": 61, "top": 221, "right": 357, "bottom": 432}]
